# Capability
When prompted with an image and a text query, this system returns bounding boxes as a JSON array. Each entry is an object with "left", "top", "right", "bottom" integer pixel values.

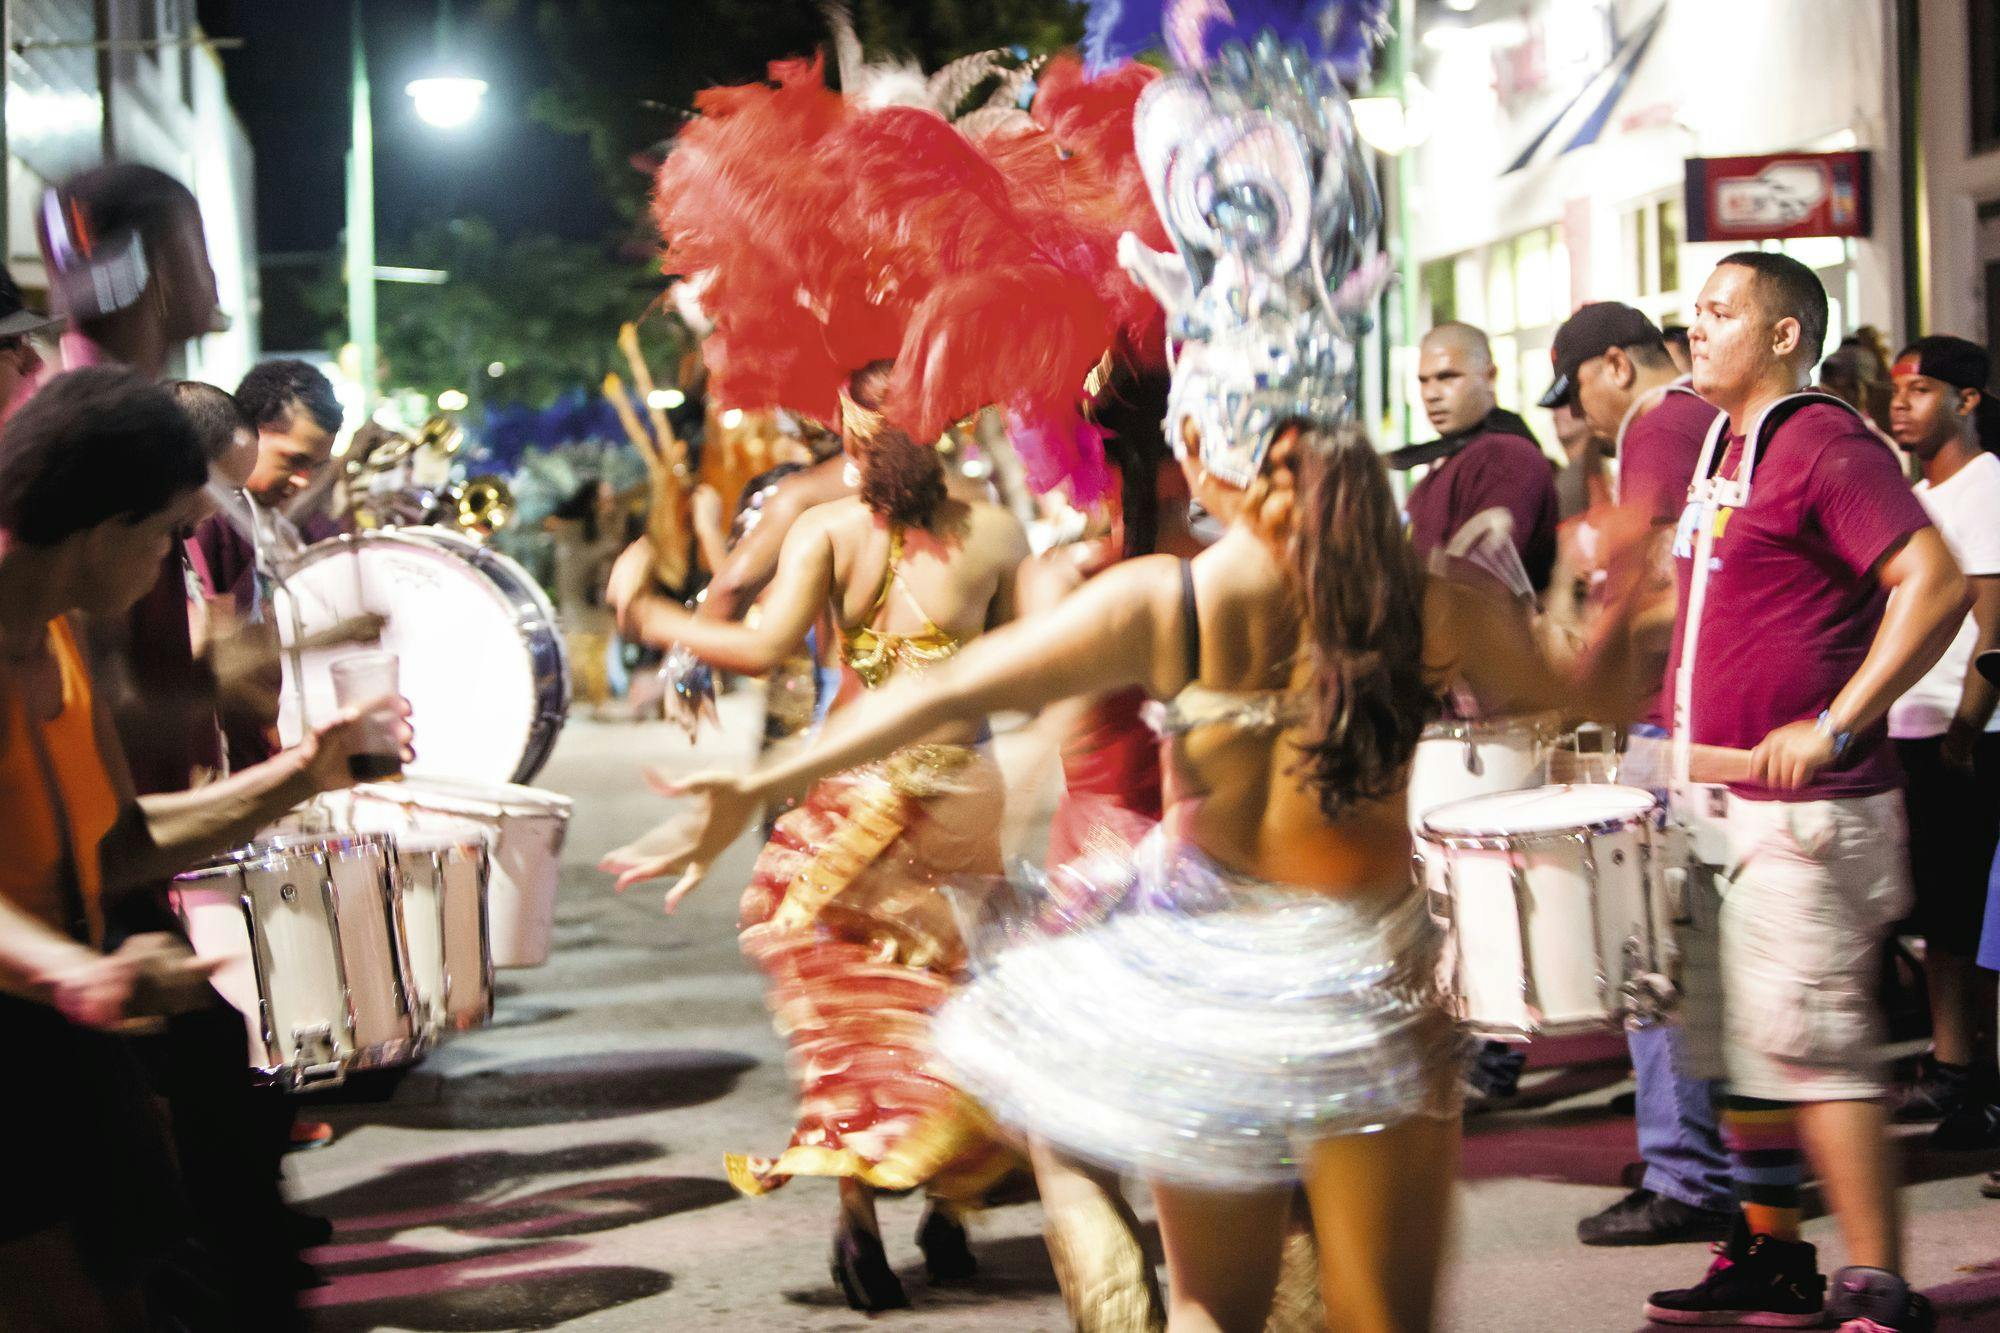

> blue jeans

[{"left": 1631, "top": 1020, "right": 1732, "bottom": 1211}]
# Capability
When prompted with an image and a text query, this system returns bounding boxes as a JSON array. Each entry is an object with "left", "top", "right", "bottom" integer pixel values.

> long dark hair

[
  {"left": 1273, "top": 424, "right": 1438, "bottom": 818},
  {"left": 1097, "top": 368, "right": 1172, "bottom": 559}
]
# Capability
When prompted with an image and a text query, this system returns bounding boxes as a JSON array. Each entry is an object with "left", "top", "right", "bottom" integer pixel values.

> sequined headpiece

[{"left": 1090, "top": 0, "right": 1391, "bottom": 488}]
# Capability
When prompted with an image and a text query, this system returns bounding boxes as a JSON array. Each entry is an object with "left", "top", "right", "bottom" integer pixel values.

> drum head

[
  {"left": 1421, "top": 783, "right": 1658, "bottom": 838},
  {"left": 276, "top": 533, "right": 567, "bottom": 785}
]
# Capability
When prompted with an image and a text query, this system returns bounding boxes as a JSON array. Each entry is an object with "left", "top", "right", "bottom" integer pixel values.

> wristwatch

[{"left": 1815, "top": 710, "right": 1855, "bottom": 764}]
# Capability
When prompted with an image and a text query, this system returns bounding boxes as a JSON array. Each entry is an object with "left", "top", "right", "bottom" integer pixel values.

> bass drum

[{"left": 276, "top": 529, "right": 570, "bottom": 785}]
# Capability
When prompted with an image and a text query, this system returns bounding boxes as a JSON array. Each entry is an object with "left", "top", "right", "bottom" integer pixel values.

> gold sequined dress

[{"left": 724, "top": 526, "right": 1016, "bottom": 1203}]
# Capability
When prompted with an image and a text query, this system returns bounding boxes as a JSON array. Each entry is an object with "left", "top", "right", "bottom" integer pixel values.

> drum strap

[{"left": 1670, "top": 392, "right": 1861, "bottom": 858}]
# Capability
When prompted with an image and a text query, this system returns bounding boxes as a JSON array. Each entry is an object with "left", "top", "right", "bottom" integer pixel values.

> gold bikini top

[{"left": 839, "top": 525, "right": 964, "bottom": 688}]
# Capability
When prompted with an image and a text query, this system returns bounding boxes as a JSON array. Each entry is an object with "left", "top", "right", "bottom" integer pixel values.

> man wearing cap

[
  {"left": 0, "top": 273, "right": 60, "bottom": 422},
  {"left": 1544, "top": 302, "right": 1737, "bottom": 1247},
  {"left": 1399, "top": 320, "right": 1560, "bottom": 592},
  {"left": 1884, "top": 336, "right": 2000, "bottom": 1147}
]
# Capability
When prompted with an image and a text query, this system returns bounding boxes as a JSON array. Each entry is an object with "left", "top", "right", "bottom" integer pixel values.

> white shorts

[{"left": 1675, "top": 791, "right": 1912, "bottom": 1102}]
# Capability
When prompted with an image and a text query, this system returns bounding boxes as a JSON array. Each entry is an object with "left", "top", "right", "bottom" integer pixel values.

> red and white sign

[{"left": 1684, "top": 151, "right": 1872, "bottom": 242}]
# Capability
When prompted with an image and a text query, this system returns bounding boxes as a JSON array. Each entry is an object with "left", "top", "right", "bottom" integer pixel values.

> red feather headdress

[{"left": 652, "top": 50, "right": 1163, "bottom": 502}]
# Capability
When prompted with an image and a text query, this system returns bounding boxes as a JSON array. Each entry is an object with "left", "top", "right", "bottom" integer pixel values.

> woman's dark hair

[
  {"left": 1277, "top": 423, "right": 1439, "bottom": 818},
  {"left": 169, "top": 380, "right": 251, "bottom": 462},
  {"left": 0, "top": 366, "right": 205, "bottom": 546},
  {"left": 855, "top": 428, "right": 947, "bottom": 528},
  {"left": 846, "top": 361, "right": 946, "bottom": 528},
  {"left": 552, "top": 477, "right": 604, "bottom": 543},
  {"left": 1096, "top": 368, "right": 1172, "bottom": 559}
]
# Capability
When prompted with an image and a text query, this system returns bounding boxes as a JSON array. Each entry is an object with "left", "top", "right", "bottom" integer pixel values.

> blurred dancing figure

[
  {"left": 610, "top": 368, "right": 1029, "bottom": 1309},
  {"left": 607, "top": 6, "right": 1653, "bottom": 1324},
  {"left": 609, "top": 34, "right": 1166, "bottom": 1313}
]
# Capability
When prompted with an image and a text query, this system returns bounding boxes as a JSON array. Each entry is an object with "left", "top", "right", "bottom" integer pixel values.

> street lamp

[
  {"left": 347, "top": 0, "right": 485, "bottom": 414},
  {"left": 406, "top": 74, "right": 487, "bottom": 129}
]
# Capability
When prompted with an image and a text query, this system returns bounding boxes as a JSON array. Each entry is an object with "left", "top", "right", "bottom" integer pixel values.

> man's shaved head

[
  {"left": 1417, "top": 321, "right": 1499, "bottom": 436},
  {"left": 1421, "top": 321, "right": 1495, "bottom": 370}
]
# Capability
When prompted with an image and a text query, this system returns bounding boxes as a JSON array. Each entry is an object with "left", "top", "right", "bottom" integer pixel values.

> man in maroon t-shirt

[
  {"left": 1542, "top": 302, "right": 1735, "bottom": 1249},
  {"left": 1398, "top": 321, "right": 1559, "bottom": 592},
  {"left": 1641, "top": 254, "right": 1965, "bottom": 1333}
]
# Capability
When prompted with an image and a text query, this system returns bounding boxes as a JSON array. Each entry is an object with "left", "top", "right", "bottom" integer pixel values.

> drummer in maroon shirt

[
  {"left": 1397, "top": 321, "right": 1559, "bottom": 592},
  {"left": 1639, "top": 253, "right": 1966, "bottom": 1333}
]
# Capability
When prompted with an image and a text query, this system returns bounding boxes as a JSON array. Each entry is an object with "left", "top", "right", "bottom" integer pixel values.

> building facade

[
  {"left": 1393, "top": 0, "right": 1905, "bottom": 447},
  {"left": 4, "top": 0, "right": 259, "bottom": 384},
  {"left": 1916, "top": 0, "right": 2000, "bottom": 352}
]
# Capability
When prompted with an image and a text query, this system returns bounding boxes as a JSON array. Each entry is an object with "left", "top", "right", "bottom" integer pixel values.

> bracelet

[{"left": 1815, "top": 710, "right": 1855, "bottom": 763}]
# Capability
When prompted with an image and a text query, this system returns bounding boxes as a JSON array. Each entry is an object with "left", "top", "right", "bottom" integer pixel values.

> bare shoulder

[{"left": 964, "top": 498, "right": 1030, "bottom": 561}]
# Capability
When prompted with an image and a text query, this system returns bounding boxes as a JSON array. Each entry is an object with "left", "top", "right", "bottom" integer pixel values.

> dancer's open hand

[{"left": 599, "top": 769, "right": 759, "bottom": 912}]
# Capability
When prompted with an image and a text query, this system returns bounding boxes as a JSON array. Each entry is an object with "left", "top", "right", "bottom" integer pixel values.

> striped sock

[{"left": 1720, "top": 1095, "right": 1803, "bottom": 1241}]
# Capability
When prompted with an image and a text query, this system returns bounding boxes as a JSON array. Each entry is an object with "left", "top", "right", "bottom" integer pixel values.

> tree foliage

[{"left": 307, "top": 217, "right": 684, "bottom": 408}]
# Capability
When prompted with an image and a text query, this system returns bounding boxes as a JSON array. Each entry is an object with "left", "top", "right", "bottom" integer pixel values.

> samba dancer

[
  {"left": 606, "top": 42, "right": 1161, "bottom": 1305},
  {"left": 606, "top": 6, "right": 1657, "bottom": 1325}
]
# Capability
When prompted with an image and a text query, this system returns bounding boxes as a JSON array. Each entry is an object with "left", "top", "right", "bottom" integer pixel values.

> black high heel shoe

[
  {"left": 916, "top": 1205, "right": 976, "bottom": 1283},
  {"left": 831, "top": 1222, "right": 910, "bottom": 1312}
]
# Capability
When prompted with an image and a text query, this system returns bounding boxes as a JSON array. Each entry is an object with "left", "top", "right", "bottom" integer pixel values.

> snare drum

[
  {"left": 1418, "top": 784, "right": 1671, "bottom": 1038},
  {"left": 1407, "top": 714, "right": 1557, "bottom": 831},
  {"left": 386, "top": 822, "right": 494, "bottom": 1037},
  {"left": 334, "top": 778, "right": 572, "bottom": 967},
  {"left": 171, "top": 833, "right": 421, "bottom": 1087}
]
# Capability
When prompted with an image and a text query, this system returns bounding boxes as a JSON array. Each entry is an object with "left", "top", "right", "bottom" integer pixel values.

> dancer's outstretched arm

[
  {"left": 602, "top": 554, "right": 1183, "bottom": 904},
  {"left": 608, "top": 504, "right": 838, "bottom": 675}
]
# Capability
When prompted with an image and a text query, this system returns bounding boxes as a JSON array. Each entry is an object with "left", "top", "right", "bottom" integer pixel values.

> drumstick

[{"left": 1685, "top": 743, "right": 1753, "bottom": 785}]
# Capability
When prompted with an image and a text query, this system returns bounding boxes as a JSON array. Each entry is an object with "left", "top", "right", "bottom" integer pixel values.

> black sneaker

[
  {"left": 1644, "top": 1218, "right": 1826, "bottom": 1327},
  {"left": 1578, "top": 1189, "right": 1735, "bottom": 1246},
  {"left": 1927, "top": 1099, "right": 2000, "bottom": 1151},
  {"left": 1892, "top": 1058, "right": 1973, "bottom": 1123},
  {"left": 1826, "top": 1266, "right": 1935, "bottom": 1332}
]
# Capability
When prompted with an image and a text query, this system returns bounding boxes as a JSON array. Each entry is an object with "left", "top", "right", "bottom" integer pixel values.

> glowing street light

[
  {"left": 719, "top": 408, "right": 746, "bottom": 429},
  {"left": 406, "top": 74, "right": 488, "bottom": 129},
  {"left": 437, "top": 388, "right": 469, "bottom": 411},
  {"left": 647, "top": 387, "right": 686, "bottom": 410},
  {"left": 486, "top": 360, "right": 506, "bottom": 378}
]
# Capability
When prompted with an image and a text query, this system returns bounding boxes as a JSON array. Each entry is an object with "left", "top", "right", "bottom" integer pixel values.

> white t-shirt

[{"left": 1889, "top": 450, "right": 2000, "bottom": 738}]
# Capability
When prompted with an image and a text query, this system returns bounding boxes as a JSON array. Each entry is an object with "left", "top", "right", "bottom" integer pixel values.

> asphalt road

[{"left": 289, "top": 707, "right": 2000, "bottom": 1332}]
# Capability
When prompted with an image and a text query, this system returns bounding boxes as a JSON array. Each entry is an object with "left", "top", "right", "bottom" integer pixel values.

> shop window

[
  {"left": 1515, "top": 228, "right": 1552, "bottom": 328},
  {"left": 1658, "top": 199, "right": 1682, "bottom": 295},
  {"left": 1974, "top": 0, "right": 2000, "bottom": 155}
]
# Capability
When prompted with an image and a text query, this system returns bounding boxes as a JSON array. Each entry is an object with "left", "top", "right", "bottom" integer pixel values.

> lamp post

[{"left": 346, "top": 0, "right": 485, "bottom": 414}]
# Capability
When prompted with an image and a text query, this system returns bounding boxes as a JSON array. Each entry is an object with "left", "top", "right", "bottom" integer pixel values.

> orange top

[{"left": 0, "top": 618, "right": 121, "bottom": 946}]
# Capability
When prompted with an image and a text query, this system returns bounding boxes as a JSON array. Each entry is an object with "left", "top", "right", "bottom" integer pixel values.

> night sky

[{"left": 195, "top": 0, "right": 621, "bottom": 256}]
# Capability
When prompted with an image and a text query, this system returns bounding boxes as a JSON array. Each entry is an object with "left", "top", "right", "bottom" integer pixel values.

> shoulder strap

[
  {"left": 1179, "top": 558, "right": 1201, "bottom": 686},
  {"left": 864, "top": 524, "right": 904, "bottom": 624}
]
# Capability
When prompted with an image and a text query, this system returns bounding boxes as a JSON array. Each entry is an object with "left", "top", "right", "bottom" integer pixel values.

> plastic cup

[{"left": 328, "top": 650, "right": 404, "bottom": 781}]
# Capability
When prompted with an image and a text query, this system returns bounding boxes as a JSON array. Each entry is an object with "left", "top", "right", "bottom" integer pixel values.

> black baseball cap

[
  {"left": 0, "top": 269, "right": 60, "bottom": 340},
  {"left": 1539, "top": 302, "right": 1667, "bottom": 409},
  {"left": 1892, "top": 336, "right": 1991, "bottom": 393}
]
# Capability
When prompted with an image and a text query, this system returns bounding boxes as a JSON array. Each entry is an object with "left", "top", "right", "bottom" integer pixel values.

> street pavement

[{"left": 292, "top": 704, "right": 2000, "bottom": 1332}]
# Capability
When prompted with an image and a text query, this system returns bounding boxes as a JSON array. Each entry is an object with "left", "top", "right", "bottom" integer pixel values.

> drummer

[
  {"left": 1541, "top": 303, "right": 1735, "bottom": 1248},
  {"left": 0, "top": 368, "right": 413, "bottom": 1331}
]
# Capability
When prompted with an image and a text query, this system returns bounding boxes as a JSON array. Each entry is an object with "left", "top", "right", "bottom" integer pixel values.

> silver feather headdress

[{"left": 1097, "top": 1, "right": 1391, "bottom": 487}]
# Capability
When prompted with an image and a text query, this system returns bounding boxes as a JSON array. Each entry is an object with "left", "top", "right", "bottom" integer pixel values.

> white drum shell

[
  {"left": 1418, "top": 785, "right": 1668, "bottom": 1038},
  {"left": 389, "top": 823, "right": 494, "bottom": 1035},
  {"left": 275, "top": 529, "right": 569, "bottom": 786},
  {"left": 334, "top": 779, "right": 571, "bottom": 968},
  {"left": 1407, "top": 715, "right": 1556, "bottom": 832},
  {"left": 172, "top": 834, "right": 420, "bottom": 1086}
]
